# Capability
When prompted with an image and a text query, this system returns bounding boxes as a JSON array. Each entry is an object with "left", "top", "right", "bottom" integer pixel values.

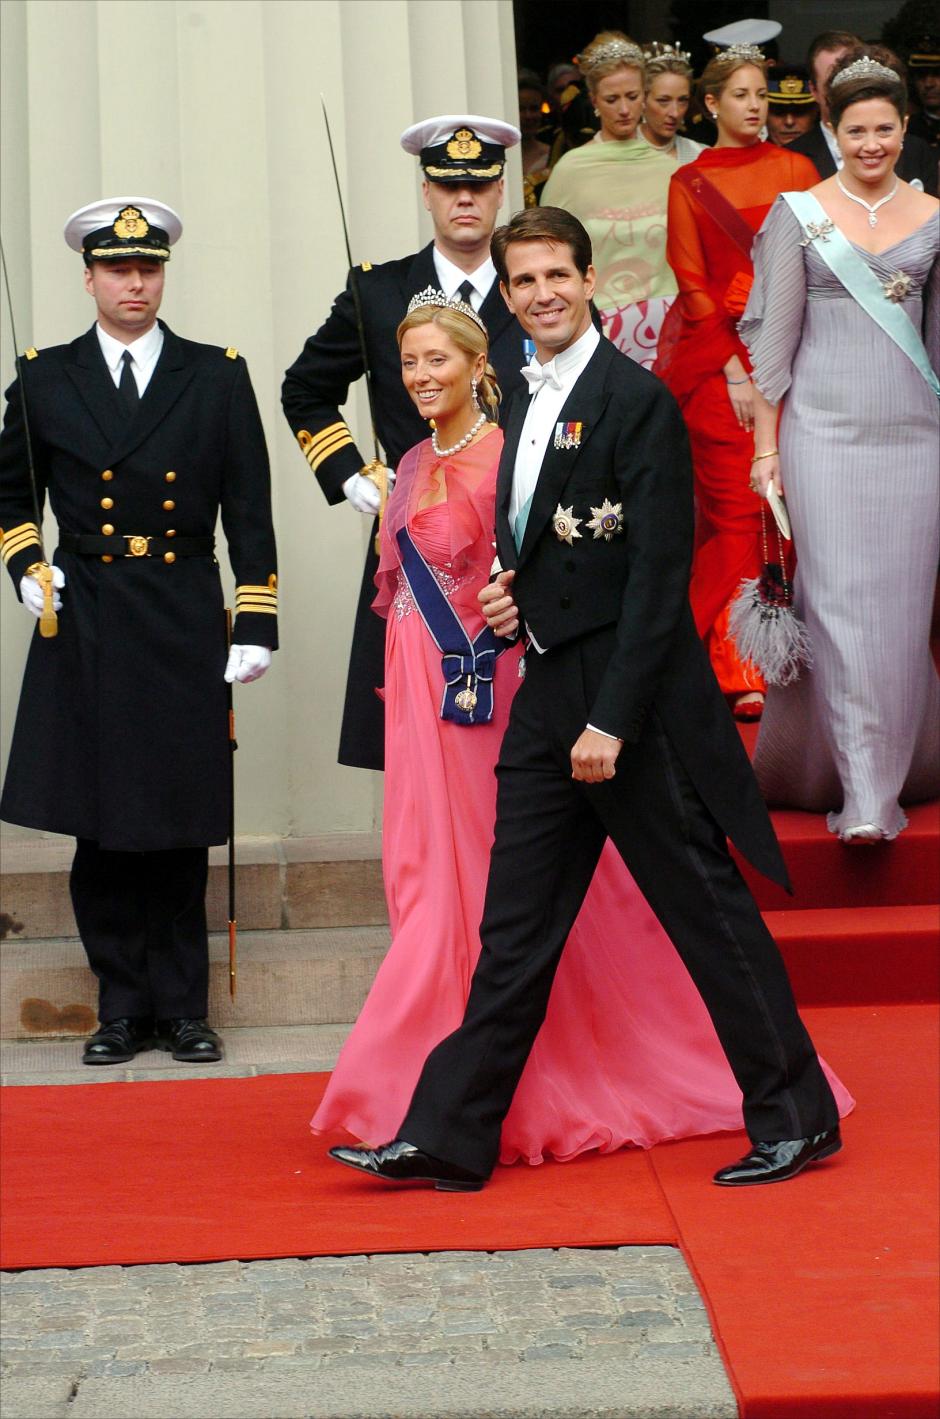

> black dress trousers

[
  {"left": 400, "top": 630, "right": 839, "bottom": 1179},
  {"left": 70, "top": 840, "right": 210, "bottom": 1021}
]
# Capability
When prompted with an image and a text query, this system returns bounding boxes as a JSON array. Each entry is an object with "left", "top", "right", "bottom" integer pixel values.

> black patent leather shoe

[
  {"left": 156, "top": 1018, "right": 223, "bottom": 1062},
  {"left": 328, "top": 1140, "right": 486, "bottom": 1192},
  {"left": 82, "top": 1016, "right": 154, "bottom": 1065},
  {"left": 713, "top": 1126, "right": 842, "bottom": 1186}
]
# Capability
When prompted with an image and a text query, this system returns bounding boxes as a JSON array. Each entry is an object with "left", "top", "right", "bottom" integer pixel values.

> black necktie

[
  {"left": 119, "top": 349, "right": 139, "bottom": 414},
  {"left": 457, "top": 279, "right": 476, "bottom": 308}
]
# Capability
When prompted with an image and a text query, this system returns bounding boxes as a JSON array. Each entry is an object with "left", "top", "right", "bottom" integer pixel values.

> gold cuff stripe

[
  {"left": 236, "top": 584, "right": 278, "bottom": 613},
  {"left": 302, "top": 421, "right": 348, "bottom": 455},
  {"left": 235, "top": 601, "right": 277, "bottom": 615},
  {"left": 1, "top": 523, "right": 42, "bottom": 563},
  {"left": 308, "top": 431, "right": 354, "bottom": 471}
]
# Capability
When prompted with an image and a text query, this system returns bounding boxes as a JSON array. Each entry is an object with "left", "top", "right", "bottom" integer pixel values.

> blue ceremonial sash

[
  {"left": 783, "top": 190, "right": 939, "bottom": 398},
  {"left": 396, "top": 526, "right": 506, "bottom": 726}
]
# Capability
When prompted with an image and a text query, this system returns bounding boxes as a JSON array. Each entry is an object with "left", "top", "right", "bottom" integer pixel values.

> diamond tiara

[
  {"left": 830, "top": 55, "right": 900, "bottom": 88},
  {"left": 583, "top": 39, "right": 645, "bottom": 70},
  {"left": 719, "top": 42, "right": 765, "bottom": 65},
  {"left": 406, "top": 286, "right": 486, "bottom": 332},
  {"left": 643, "top": 41, "right": 692, "bottom": 67}
]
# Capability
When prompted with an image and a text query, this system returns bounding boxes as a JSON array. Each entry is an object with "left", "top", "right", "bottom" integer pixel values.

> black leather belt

[{"left": 59, "top": 533, "right": 214, "bottom": 558}]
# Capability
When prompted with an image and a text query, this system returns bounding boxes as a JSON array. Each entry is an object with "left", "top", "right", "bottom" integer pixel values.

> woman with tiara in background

[
  {"left": 541, "top": 33, "right": 690, "bottom": 369},
  {"left": 654, "top": 42, "right": 819, "bottom": 721},
  {"left": 741, "top": 48, "right": 939, "bottom": 841},
  {"left": 637, "top": 42, "right": 705, "bottom": 166},
  {"left": 311, "top": 288, "right": 854, "bottom": 1165}
]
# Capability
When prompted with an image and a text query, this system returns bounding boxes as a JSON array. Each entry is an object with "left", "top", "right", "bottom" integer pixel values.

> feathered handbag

[{"left": 728, "top": 503, "right": 812, "bottom": 687}]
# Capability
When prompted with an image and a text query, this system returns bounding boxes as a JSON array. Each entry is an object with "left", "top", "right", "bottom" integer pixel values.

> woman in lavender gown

[{"left": 742, "top": 49, "right": 939, "bottom": 841}]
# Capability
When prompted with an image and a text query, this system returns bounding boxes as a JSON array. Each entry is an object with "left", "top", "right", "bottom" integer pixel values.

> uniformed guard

[
  {"left": 765, "top": 66, "right": 819, "bottom": 148},
  {"left": 0, "top": 197, "right": 278, "bottom": 1065},
  {"left": 905, "top": 34, "right": 940, "bottom": 148},
  {"left": 282, "top": 114, "right": 526, "bottom": 772}
]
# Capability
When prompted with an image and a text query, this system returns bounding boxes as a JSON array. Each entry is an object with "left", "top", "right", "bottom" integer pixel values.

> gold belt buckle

[{"left": 124, "top": 535, "right": 151, "bottom": 558}]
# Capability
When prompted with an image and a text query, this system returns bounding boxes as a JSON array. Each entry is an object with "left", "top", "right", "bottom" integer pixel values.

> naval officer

[
  {"left": 282, "top": 115, "right": 527, "bottom": 771},
  {"left": 0, "top": 198, "right": 278, "bottom": 1065}
]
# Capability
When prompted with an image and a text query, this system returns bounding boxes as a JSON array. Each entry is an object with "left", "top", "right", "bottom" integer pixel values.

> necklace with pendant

[
  {"left": 836, "top": 174, "right": 898, "bottom": 227},
  {"left": 431, "top": 411, "right": 487, "bottom": 458}
]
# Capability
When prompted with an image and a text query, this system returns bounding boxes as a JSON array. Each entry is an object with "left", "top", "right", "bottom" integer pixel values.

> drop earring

[{"left": 471, "top": 377, "right": 480, "bottom": 412}]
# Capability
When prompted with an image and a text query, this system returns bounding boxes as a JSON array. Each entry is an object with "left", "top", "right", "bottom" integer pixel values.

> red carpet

[
  {"left": 0, "top": 1072, "right": 675, "bottom": 1270},
  {"left": 650, "top": 1004, "right": 940, "bottom": 1419}
]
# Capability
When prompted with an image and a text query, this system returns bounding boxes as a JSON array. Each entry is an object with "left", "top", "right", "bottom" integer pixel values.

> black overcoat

[
  {"left": 0, "top": 323, "right": 277, "bottom": 851},
  {"left": 282, "top": 241, "right": 528, "bottom": 770},
  {"left": 495, "top": 336, "right": 788, "bottom": 888}
]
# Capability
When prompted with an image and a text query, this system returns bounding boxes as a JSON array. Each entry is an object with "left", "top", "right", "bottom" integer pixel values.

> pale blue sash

[
  {"left": 782, "top": 190, "right": 939, "bottom": 398},
  {"left": 512, "top": 489, "right": 536, "bottom": 554}
]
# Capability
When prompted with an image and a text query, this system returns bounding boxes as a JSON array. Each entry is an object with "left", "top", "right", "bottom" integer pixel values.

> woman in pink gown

[{"left": 311, "top": 293, "right": 852, "bottom": 1164}]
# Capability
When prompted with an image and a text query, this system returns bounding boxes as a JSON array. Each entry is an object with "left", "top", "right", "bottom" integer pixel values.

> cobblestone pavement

[{"left": 1, "top": 1248, "right": 737, "bottom": 1418}]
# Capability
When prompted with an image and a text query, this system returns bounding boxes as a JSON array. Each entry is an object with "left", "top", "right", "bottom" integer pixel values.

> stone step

[
  {"left": 0, "top": 1021, "right": 353, "bottom": 1084},
  {"left": 1, "top": 927, "right": 389, "bottom": 1041},
  {"left": 0, "top": 833, "right": 388, "bottom": 940}
]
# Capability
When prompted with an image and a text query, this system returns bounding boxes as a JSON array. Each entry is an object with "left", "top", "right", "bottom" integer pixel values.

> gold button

[
  {"left": 101, "top": 554, "right": 113, "bottom": 563},
  {"left": 101, "top": 523, "right": 114, "bottom": 536},
  {"left": 101, "top": 470, "right": 113, "bottom": 481},
  {"left": 166, "top": 529, "right": 176, "bottom": 538},
  {"left": 163, "top": 499, "right": 175, "bottom": 511},
  {"left": 165, "top": 471, "right": 176, "bottom": 483},
  {"left": 100, "top": 497, "right": 114, "bottom": 510},
  {"left": 163, "top": 551, "right": 176, "bottom": 564}
]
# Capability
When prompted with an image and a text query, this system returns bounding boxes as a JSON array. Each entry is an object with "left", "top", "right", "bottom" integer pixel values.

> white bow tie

[{"left": 521, "top": 361, "right": 563, "bottom": 393}]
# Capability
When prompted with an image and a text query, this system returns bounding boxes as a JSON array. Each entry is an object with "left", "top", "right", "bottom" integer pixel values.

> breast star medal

[
  {"left": 552, "top": 504, "right": 582, "bottom": 545},
  {"left": 586, "top": 499, "right": 624, "bottom": 541},
  {"left": 883, "top": 271, "right": 913, "bottom": 303}
]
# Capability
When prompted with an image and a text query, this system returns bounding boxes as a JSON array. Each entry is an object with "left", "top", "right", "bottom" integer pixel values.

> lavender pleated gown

[{"left": 741, "top": 197, "right": 940, "bottom": 838}]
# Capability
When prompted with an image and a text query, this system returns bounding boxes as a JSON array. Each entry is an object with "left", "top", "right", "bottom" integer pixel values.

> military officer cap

[
  {"left": 703, "top": 19, "right": 782, "bottom": 48},
  {"left": 767, "top": 66, "right": 816, "bottom": 107},
  {"left": 400, "top": 114, "right": 521, "bottom": 183},
  {"left": 905, "top": 35, "right": 940, "bottom": 70},
  {"left": 64, "top": 197, "right": 183, "bottom": 264}
]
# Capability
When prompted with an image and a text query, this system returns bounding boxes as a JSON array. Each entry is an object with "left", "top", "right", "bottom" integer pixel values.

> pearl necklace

[
  {"left": 836, "top": 175, "right": 898, "bottom": 227},
  {"left": 431, "top": 411, "right": 487, "bottom": 458}
]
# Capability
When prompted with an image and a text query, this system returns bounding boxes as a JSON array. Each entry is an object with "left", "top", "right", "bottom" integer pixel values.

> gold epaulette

[
  {"left": 24, "top": 348, "right": 38, "bottom": 360},
  {"left": 297, "top": 423, "right": 354, "bottom": 472},
  {"left": 235, "top": 574, "right": 277, "bottom": 616},
  {"left": 361, "top": 261, "right": 372, "bottom": 272},
  {"left": 225, "top": 347, "right": 238, "bottom": 360},
  {"left": 0, "top": 522, "right": 42, "bottom": 565}
]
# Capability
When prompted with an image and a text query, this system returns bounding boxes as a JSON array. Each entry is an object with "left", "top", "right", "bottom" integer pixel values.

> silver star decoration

[
  {"left": 799, "top": 218, "right": 834, "bottom": 247},
  {"left": 552, "top": 504, "right": 582, "bottom": 545},
  {"left": 586, "top": 499, "right": 624, "bottom": 541},
  {"left": 883, "top": 270, "right": 913, "bottom": 303}
]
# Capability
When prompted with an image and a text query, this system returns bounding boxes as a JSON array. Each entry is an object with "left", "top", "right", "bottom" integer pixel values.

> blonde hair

[
  {"left": 644, "top": 52, "right": 693, "bottom": 93},
  {"left": 698, "top": 50, "right": 768, "bottom": 106},
  {"left": 579, "top": 31, "right": 645, "bottom": 96},
  {"left": 396, "top": 305, "right": 500, "bottom": 421}
]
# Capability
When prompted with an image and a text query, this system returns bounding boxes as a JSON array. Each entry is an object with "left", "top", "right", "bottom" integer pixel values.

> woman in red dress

[{"left": 655, "top": 44, "right": 818, "bottom": 718}]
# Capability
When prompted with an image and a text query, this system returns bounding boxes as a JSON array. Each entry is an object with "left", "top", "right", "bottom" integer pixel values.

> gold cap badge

[
  {"left": 113, "top": 206, "right": 150, "bottom": 240},
  {"left": 447, "top": 128, "right": 483, "bottom": 161}
]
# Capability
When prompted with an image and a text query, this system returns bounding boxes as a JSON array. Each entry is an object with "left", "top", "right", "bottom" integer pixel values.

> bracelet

[
  {"left": 725, "top": 376, "right": 751, "bottom": 385},
  {"left": 751, "top": 450, "right": 779, "bottom": 462}
]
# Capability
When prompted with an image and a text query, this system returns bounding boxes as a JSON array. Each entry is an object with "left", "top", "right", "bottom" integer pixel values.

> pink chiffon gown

[{"left": 312, "top": 428, "right": 853, "bottom": 1164}]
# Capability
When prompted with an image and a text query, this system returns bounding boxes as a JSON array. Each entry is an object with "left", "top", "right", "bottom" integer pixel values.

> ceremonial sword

[
  {"left": 0, "top": 235, "right": 57, "bottom": 637},
  {"left": 320, "top": 96, "right": 390, "bottom": 552}
]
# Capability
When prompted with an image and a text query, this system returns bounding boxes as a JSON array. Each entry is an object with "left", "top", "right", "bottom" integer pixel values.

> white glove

[
  {"left": 342, "top": 466, "right": 395, "bottom": 515},
  {"left": 224, "top": 644, "right": 272, "bottom": 684},
  {"left": 20, "top": 565, "right": 65, "bottom": 617}
]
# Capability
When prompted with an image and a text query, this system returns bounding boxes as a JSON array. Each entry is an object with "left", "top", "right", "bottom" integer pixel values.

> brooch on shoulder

[{"left": 799, "top": 219, "right": 834, "bottom": 247}]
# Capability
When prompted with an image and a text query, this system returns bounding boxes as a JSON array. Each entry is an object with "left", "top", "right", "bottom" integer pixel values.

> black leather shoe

[
  {"left": 82, "top": 1016, "right": 154, "bottom": 1065},
  {"left": 156, "top": 1018, "right": 223, "bottom": 1062},
  {"left": 329, "top": 1140, "right": 486, "bottom": 1192},
  {"left": 713, "top": 1126, "right": 842, "bottom": 1186}
]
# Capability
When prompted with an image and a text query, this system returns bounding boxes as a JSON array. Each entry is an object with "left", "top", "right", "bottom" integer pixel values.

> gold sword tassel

[
  {"left": 360, "top": 460, "right": 390, "bottom": 555},
  {"left": 36, "top": 562, "right": 58, "bottom": 639}
]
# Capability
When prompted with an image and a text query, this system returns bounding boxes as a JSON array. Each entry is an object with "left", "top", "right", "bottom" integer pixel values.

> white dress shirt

[
  {"left": 96, "top": 322, "right": 164, "bottom": 396},
  {"left": 509, "top": 322, "right": 600, "bottom": 532},
  {"left": 432, "top": 248, "right": 496, "bottom": 311}
]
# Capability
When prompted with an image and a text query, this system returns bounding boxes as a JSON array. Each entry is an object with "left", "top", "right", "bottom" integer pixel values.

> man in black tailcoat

[
  {"left": 330, "top": 208, "right": 842, "bottom": 1192},
  {"left": 0, "top": 198, "right": 278, "bottom": 1066},
  {"left": 281, "top": 115, "right": 528, "bottom": 771}
]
